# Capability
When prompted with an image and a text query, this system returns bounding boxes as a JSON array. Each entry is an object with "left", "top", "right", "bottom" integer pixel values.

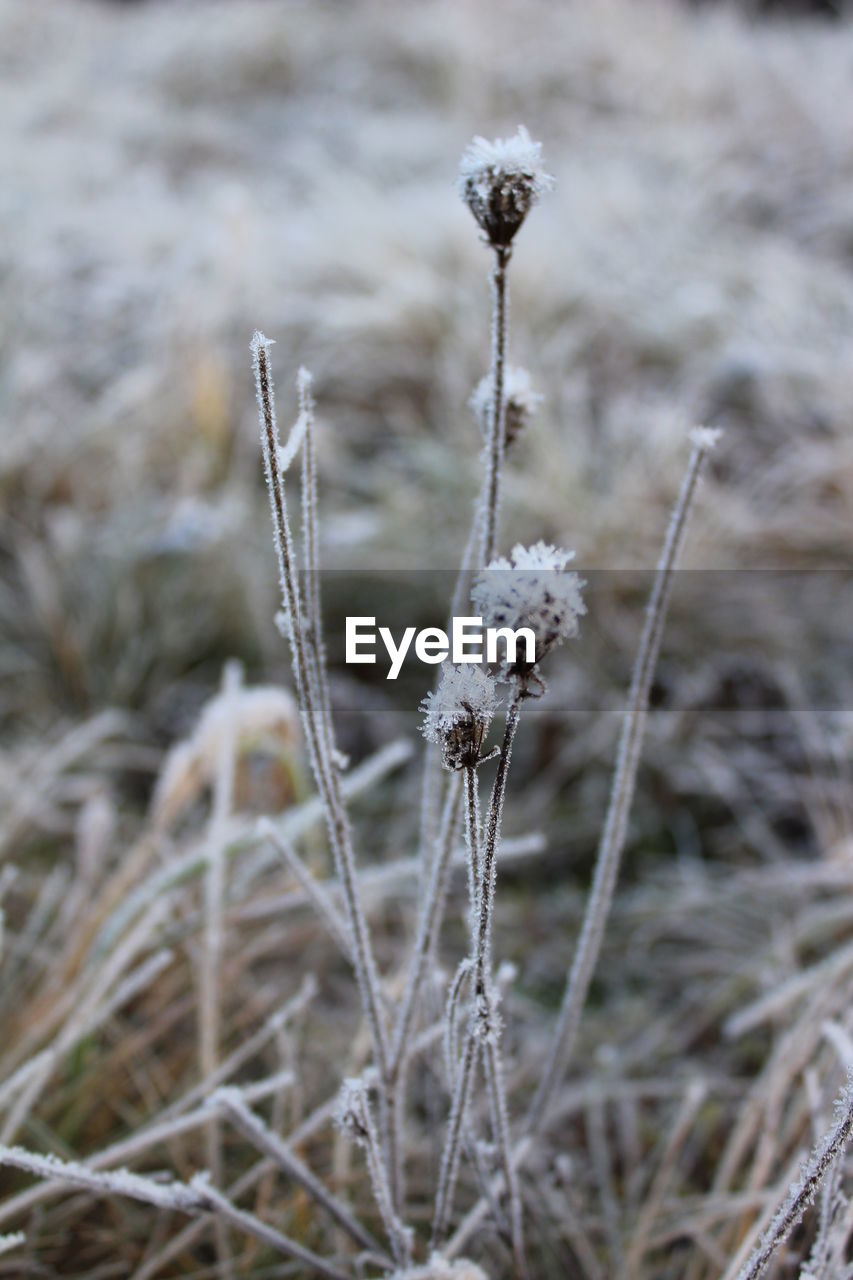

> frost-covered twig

[
  {"left": 480, "top": 244, "right": 511, "bottom": 566},
  {"left": 214, "top": 1087, "right": 386, "bottom": 1260},
  {"left": 253, "top": 333, "right": 390, "bottom": 1090},
  {"left": 336, "top": 1078, "right": 413, "bottom": 1269},
  {"left": 528, "top": 428, "right": 721, "bottom": 1131},
  {"left": 444, "top": 959, "right": 473, "bottom": 1084},
  {"left": 432, "top": 699, "right": 521, "bottom": 1249},
  {"left": 734, "top": 1070, "right": 853, "bottom": 1280},
  {"left": 0, "top": 1143, "right": 202, "bottom": 1213},
  {"left": 298, "top": 367, "right": 342, "bottom": 779}
]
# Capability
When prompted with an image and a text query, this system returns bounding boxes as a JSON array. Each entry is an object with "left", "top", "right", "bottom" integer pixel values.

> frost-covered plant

[
  {"left": 458, "top": 128, "right": 553, "bottom": 569},
  {"left": 420, "top": 664, "right": 500, "bottom": 772},
  {"left": 472, "top": 541, "right": 586, "bottom": 688},
  {"left": 0, "top": 126, "right": 726, "bottom": 1280},
  {"left": 336, "top": 1077, "right": 414, "bottom": 1270},
  {"left": 470, "top": 367, "right": 542, "bottom": 451}
]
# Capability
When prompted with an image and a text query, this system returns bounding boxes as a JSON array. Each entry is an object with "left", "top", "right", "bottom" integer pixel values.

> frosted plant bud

[
  {"left": 472, "top": 541, "right": 586, "bottom": 685},
  {"left": 470, "top": 366, "right": 543, "bottom": 450},
  {"left": 334, "top": 1077, "right": 369, "bottom": 1145},
  {"left": 458, "top": 126, "right": 553, "bottom": 249},
  {"left": 420, "top": 663, "right": 499, "bottom": 771}
]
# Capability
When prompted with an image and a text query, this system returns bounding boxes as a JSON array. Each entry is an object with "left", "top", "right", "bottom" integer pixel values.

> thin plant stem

[
  {"left": 298, "top": 368, "right": 339, "bottom": 779},
  {"left": 464, "top": 764, "right": 482, "bottom": 938},
  {"left": 252, "top": 334, "right": 390, "bottom": 1091},
  {"left": 444, "top": 959, "right": 472, "bottom": 1084},
  {"left": 480, "top": 245, "right": 511, "bottom": 567},
  {"left": 341, "top": 1080, "right": 412, "bottom": 1269},
  {"left": 528, "top": 431, "right": 718, "bottom": 1132},
  {"left": 474, "top": 699, "right": 520, "bottom": 1005},
  {"left": 432, "top": 700, "right": 521, "bottom": 1247},
  {"left": 387, "top": 774, "right": 463, "bottom": 1207}
]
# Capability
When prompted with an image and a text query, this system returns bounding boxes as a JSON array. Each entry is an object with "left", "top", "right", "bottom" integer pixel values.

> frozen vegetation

[{"left": 1, "top": 1, "right": 853, "bottom": 1276}]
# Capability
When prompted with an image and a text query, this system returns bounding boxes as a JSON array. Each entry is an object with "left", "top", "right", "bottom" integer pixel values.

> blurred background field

[{"left": 3, "top": 1, "right": 853, "bottom": 1276}]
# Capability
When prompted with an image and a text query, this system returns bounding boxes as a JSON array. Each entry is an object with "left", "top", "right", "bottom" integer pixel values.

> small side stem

[
  {"left": 253, "top": 335, "right": 390, "bottom": 1090},
  {"left": 298, "top": 369, "right": 339, "bottom": 778}
]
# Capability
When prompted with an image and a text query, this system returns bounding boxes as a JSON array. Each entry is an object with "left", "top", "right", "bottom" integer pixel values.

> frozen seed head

[
  {"left": 471, "top": 366, "right": 543, "bottom": 450},
  {"left": 420, "top": 663, "right": 499, "bottom": 771},
  {"left": 458, "top": 126, "right": 553, "bottom": 249},
  {"left": 472, "top": 542, "right": 586, "bottom": 683}
]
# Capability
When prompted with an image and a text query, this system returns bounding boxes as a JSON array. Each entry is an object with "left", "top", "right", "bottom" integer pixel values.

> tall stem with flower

[{"left": 428, "top": 546, "right": 586, "bottom": 1273}]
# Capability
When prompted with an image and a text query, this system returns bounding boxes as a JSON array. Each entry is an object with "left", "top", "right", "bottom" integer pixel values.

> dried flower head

[
  {"left": 472, "top": 542, "right": 586, "bottom": 684},
  {"left": 458, "top": 126, "right": 553, "bottom": 249},
  {"left": 471, "top": 366, "right": 543, "bottom": 450},
  {"left": 420, "top": 663, "right": 499, "bottom": 771}
]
